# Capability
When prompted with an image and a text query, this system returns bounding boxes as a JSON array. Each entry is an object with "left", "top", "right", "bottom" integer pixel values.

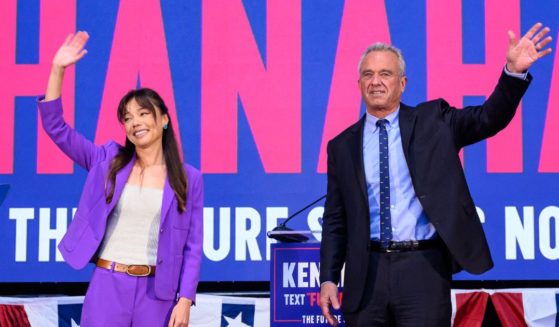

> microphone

[{"left": 267, "top": 194, "right": 326, "bottom": 243}]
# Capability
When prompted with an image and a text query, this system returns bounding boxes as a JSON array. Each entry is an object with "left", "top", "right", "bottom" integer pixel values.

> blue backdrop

[{"left": 0, "top": 0, "right": 558, "bottom": 282}]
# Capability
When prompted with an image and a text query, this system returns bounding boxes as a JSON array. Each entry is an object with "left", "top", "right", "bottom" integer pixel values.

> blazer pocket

[
  {"left": 173, "top": 214, "right": 191, "bottom": 231},
  {"left": 62, "top": 216, "right": 90, "bottom": 252}
]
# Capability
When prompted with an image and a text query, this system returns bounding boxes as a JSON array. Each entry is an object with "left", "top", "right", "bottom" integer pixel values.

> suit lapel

[
  {"left": 399, "top": 104, "right": 417, "bottom": 179},
  {"left": 399, "top": 103, "right": 416, "bottom": 155},
  {"left": 160, "top": 177, "right": 174, "bottom": 226},
  {"left": 349, "top": 115, "right": 368, "bottom": 204},
  {"left": 108, "top": 155, "right": 136, "bottom": 214}
]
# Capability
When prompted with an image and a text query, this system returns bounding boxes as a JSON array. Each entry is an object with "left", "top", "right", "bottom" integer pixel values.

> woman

[{"left": 38, "top": 31, "right": 203, "bottom": 327}]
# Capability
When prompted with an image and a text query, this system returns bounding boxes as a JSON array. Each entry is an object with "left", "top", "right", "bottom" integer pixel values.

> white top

[{"left": 98, "top": 184, "right": 163, "bottom": 265}]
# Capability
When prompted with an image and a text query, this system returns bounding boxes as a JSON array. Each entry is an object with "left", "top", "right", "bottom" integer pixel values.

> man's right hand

[{"left": 320, "top": 282, "right": 340, "bottom": 326}]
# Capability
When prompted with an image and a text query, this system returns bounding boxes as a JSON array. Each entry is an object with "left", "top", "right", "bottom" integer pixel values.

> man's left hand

[{"left": 506, "top": 22, "right": 552, "bottom": 73}]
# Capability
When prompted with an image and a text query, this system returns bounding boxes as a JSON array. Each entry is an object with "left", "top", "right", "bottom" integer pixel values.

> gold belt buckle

[{"left": 126, "top": 264, "right": 151, "bottom": 277}]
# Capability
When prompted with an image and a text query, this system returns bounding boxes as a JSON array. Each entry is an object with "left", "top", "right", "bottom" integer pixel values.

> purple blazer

[{"left": 38, "top": 97, "right": 203, "bottom": 302}]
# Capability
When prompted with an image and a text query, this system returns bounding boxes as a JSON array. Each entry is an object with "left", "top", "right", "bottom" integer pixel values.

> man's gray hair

[{"left": 358, "top": 43, "right": 406, "bottom": 76}]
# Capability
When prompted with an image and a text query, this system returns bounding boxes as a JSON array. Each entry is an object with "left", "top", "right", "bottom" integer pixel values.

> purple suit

[{"left": 38, "top": 97, "right": 203, "bottom": 302}]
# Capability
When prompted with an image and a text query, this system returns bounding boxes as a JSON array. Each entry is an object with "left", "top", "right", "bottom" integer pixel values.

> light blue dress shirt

[
  {"left": 361, "top": 67, "right": 526, "bottom": 241},
  {"left": 363, "top": 109, "right": 436, "bottom": 241}
]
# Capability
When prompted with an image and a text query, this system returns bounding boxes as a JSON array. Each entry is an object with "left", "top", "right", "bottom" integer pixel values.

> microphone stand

[{"left": 267, "top": 194, "right": 326, "bottom": 243}]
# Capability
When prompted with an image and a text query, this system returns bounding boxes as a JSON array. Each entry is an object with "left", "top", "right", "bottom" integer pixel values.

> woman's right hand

[
  {"left": 44, "top": 31, "right": 89, "bottom": 101},
  {"left": 53, "top": 31, "right": 89, "bottom": 69}
]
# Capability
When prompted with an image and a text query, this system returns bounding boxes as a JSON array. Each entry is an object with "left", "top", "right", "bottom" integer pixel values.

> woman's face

[{"left": 123, "top": 98, "right": 169, "bottom": 150}]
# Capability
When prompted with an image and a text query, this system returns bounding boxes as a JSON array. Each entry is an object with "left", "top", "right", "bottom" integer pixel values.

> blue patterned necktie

[{"left": 377, "top": 119, "right": 392, "bottom": 247}]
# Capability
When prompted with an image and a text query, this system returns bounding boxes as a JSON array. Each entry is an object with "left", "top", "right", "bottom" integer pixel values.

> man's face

[{"left": 358, "top": 51, "right": 407, "bottom": 117}]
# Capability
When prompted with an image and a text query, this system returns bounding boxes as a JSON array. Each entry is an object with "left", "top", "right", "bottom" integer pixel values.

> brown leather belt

[
  {"left": 96, "top": 258, "right": 156, "bottom": 277},
  {"left": 368, "top": 238, "right": 443, "bottom": 253}
]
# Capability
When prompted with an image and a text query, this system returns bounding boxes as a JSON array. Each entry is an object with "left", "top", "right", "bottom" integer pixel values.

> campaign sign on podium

[{"left": 270, "top": 239, "right": 345, "bottom": 326}]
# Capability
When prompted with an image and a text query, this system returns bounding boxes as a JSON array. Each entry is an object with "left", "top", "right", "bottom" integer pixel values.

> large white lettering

[
  {"left": 282, "top": 261, "right": 320, "bottom": 288},
  {"left": 235, "top": 207, "right": 262, "bottom": 260},
  {"left": 505, "top": 206, "right": 559, "bottom": 260},
  {"left": 203, "top": 207, "right": 231, "bottom": 261},
  {"left": 539, "top": 206, "right": 559, "bottom": 260},
  {"left": 10, "top": 207, "right": 75, "bottom": 262},
  {"left": 506, "top": 206, "right": 535, "bottom": 259},
  {"left": 13, "top": 205, "right": 556, "bottom": 264},
  {"left": 266, "top": 207, "right": 288, "bottom": 260},
  {"left": 9, "top": 208, "right": 34, "bottom": 262},
  {"left": 38, "top": 208, "right": 68, "bottom": 262}
]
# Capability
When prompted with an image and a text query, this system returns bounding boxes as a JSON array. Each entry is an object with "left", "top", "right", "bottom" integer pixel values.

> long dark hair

[{"left": 105, "top": 88, "right": 187, "bottom": 213}]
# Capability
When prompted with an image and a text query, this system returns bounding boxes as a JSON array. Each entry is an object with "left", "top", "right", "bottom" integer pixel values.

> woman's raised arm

[{"left": 45, "top": 31, "right": 89, "bottom": 101}]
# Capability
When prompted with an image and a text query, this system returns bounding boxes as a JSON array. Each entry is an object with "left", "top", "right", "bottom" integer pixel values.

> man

[{"left": 319, "top": 23, "right": 552, "bottom": 326}]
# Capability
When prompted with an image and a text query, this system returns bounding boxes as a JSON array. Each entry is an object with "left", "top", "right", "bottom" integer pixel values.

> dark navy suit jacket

[{"left": 320, "top": 71, "right": 531, "bottom": 312}]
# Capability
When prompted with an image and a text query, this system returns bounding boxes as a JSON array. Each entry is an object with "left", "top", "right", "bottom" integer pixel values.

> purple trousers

[{"left": 81, "top": 267, "right": 175, "bottom": 327}]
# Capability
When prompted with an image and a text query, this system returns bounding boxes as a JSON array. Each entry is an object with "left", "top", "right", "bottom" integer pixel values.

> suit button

[
  {"left": 160, "top": 229, "right": 164, "bottom": 233},
  {"left": 158, "top": 259, "right": 163, "bottom": 264}
]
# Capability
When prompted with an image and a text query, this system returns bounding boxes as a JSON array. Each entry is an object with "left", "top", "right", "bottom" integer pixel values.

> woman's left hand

[{"left": 168, "top": 297, "right": 192, "bottom": 327}]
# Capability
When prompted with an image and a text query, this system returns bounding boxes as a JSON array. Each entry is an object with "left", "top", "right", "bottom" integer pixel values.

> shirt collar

[{"left": 365, "top": 106, "right": 400, "bottom": 132}]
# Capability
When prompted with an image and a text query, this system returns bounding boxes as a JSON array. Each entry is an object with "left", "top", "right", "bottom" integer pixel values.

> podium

[{"left": 269, "top": 230, "right": 345, "bottom": 326}]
